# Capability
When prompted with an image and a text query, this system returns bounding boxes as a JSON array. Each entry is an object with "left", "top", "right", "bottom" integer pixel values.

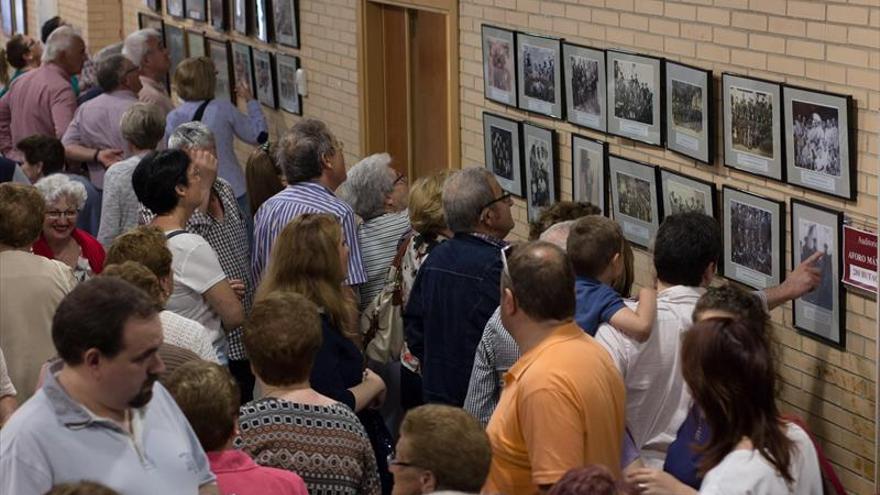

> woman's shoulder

[{"left": 240, "top": 397, "right": 363, "bottom": 425}]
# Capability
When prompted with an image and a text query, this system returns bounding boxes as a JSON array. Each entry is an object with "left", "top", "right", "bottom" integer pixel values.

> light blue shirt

[
  {"left": 0, "top": 361, "right": 216, "bottom": 494},
  {"left": 164, "top": 98, "right": 267, "bottom": 197}
]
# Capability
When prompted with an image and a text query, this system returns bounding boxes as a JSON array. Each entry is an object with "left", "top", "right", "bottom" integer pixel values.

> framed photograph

[
  {"left": 187, "top": 0, "right": 207, "bottom": 21},
  {"left": 658, "top": 169, "right": 716, "bottom": 221},
  {"left": 274, "top": 0, "right": 299, "bottom": 48},
  {"left": 481, "top": 25, "right": 517, "bottom": 107},
  {"left": 207, "top": 38, "right": 234, "bottom": 103},
  {"left": 723, "top": 73, "right": 784, "bottom": 181},
  {"left": 570, "top": 134, "right": 608, "bottom": 214},
  {"left": 145, "top": 0, "right": 161, "bottom": 12},
  {"left": 167, "top": 0, "right": 184, "bottom": 18},
  {"left": 138, "top": 13, "right": 165, "bottom": 36},
  {"left": 722, "top": 186, "right": 784, "bottom": 290},
  {"left": 254, "top": 0, "right": 270, "bottom": 42},
  {"left": 231, "top": 42, "right": 255, "bottom": 97},
  {"left": 483, "top": 112, "right": 523, "bottom": 197},
  {"left": 791, "top": 199, "right": 844, "bottom": 347},
  {"left": 276, "top": 54, "right": 302, "bottom": 115},
  {"left": 253, "top": 49, "right": 277, "bottom": 109},
  {"left": 165, "top": 24, "right": 187, "bottom": 80},
  {"left": 608, "top": 155, "right": 660, "bottom": 249},
  {"left": 665, "top": 61, "right": 713, "bottom": 164},
  {"left": 186, "top": 30, "right": 206, "bottom": 58},
  {"left": 516, "top": 33, "right": 563, "bottom": 119},
  {"left": 233, "top": 0, "right": 249, "bottom": 34},
  {"left": 606, "top": 50, "right": 664, "bottom": 146},
  {"left": 14, "top": 0, "right": 25, "bottom": 33},
  {"left": 2, "top": 0, "right": 14, "bottom": 36},
  {"left": 210, "top": 0, "right": 227, "bottom": 30},
  {"left": 523, "top": 122, "right": 558, "bottom": 223},
  {"left": 784, "top": 86, "right": 855, "bottom": 200},
  {"left": 563, "top": 43, "right": 606, "bottom": 133}
]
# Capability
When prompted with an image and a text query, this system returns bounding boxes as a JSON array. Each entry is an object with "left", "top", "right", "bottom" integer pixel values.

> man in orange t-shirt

[{"left": 483, "top": 241, "right": 626, "bottom": 495}]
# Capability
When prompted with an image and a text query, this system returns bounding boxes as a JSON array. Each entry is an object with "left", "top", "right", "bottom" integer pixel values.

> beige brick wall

[{"left": 460, "top": 2, "right": 878, "bottom": 494}]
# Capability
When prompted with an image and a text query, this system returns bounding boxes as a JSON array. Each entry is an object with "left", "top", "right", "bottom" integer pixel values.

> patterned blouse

[{"left": 237, "top": 398, "right": 381, "bottom": 495}]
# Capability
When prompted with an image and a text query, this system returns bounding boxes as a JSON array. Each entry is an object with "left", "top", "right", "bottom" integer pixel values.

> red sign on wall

[{"left": 842, "top": 225, "right": 877, "bottom": 294}]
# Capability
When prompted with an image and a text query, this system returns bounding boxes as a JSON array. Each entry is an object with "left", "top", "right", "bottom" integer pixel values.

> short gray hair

[
  {"left": 276, "top": 118, "right": 338, "bottom": 184},
  {"left": 336, "top": 153, "right": 395, "bottom": 220},
  {"left": 168, "top": 121, "right": 216, "bottom": 151},
  {"left": 42, "top": 26, "right": 81, "bottom": 64},
  {"left": 95, "top": 42, "right": 124, "bottom": 63},
  {"left": 123, "top": 28, "right": 161, "bottom": 66},
  {"left": 442, "top": 167, "right": 496, "bottom": 233},
  {"left": 96, "top": 54, "right": 132, "bottom": 92},
  {"left": 121, "top": 103, "right": 166, "bottom": 150},
  {"left": 539, "top": 220, "right": 575, "bottom": 249},
  {"left": 34, "top": 174, "right": 88, "bottom": 210}
]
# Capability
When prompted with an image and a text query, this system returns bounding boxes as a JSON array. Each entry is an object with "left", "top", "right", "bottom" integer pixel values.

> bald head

[
  {"left": 504, "top": 240, "right": 575, "bottom": 321},
  {"left": 538, "top": 220, "right": 575, "bottom": 249}
]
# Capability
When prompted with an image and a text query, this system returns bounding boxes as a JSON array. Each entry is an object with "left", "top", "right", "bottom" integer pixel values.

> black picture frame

[
  {"left": 790, "top": 199, "right": 845, "bottom": 348},
  {"left": 608, "top": 155, "right": 660, "bottom": 249},
  {"left": 186, "top": 30, "right": 206, "bottom": 58},
  {"left": 563, "top": 43, "right": 606, "bottom": 133},
  {"left": 276, "top": 53, "right": 302, "bottom": 115},
  {"left": 516, "top": 32, "right": 563, "bottom": 119},
  {"left": 231, "top": 41, "right": 255, "bottom": 98},
  {"left": 233, "top": 0, "right": 249, "bottom": 34},
  {"left": 665, "top": 60, "right": 714, "bottom": 164},
  {"left": 187, "top": 0, "right": 207, "bottom": 22},
  {"left": 210, "top": 0, "right": 228, "bottom": 30},
  {"left": 570, "top": 134, "right": 608, "bottom": 215},
  {"left": 165, "top": 24, "right": 187, "bottom": 81},
  {"left": 273, "top": 0, "right": 299, "bottom": 48},
  {"left": 658, "top": 168, "right": 717, "bottom": 221},
  {"left": 523, "top": 122, "right": 558, "bottom": 223},
  {"left": 483, "top": 112, "right": 524, "bottom": 197},
  {"left": 145, "top": 0, "right": 161, "bottom": 13},
  {"left": 481, "top": 24, "right": 517, "bottom": 108},
  {"left": 722, "top": 73, "right": 784, "bottom": 181},
  {"left": 254, "top": 0, "right": 271, "bottom": 42},
  {"left": 207, "top": 37, "right": 234, "bottom": 104},
  {"left": 721, "top": 186, "right": 785, "bottom": 290},
  {"left": 138, "top": 12, "right": 165, "bottom": 36},
  {"left": 606, "top": 50, "right": 664, "bottom": 147},
  {"left": 783, "top": 84, "right": 856, "bottom": 200},
  {"left": 167, "top": 0, "right": 185, "bottom": 18},
  {"left": 253, "top": 48, "right": 277, "bottom": 109}
]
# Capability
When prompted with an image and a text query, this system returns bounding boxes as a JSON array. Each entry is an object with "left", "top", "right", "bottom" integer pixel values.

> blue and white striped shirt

[{"left": 252, "top": 181, "right": 367, "bottom": 287}]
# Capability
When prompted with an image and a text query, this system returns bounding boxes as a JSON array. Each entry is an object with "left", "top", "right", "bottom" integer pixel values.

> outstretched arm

[{"left": 763, "top": 251, "right": 822, "bottom": 310}]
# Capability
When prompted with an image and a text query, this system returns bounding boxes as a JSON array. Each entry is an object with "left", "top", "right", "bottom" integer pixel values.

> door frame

[{"left": 356, "top": 0, "right": 460, "bottom": 176}]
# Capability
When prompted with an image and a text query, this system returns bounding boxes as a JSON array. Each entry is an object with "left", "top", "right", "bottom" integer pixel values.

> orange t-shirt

[{"left": 482, "top": 321, "right": 626, "bottom": 495}]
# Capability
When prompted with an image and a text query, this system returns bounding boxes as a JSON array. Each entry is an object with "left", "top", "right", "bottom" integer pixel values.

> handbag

[{"left": 361, "top": 235, "right": 411, "bottom": 363}]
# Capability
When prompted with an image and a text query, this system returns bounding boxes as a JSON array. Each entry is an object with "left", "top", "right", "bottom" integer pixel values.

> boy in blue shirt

[{"left": 567, "top": 215, "right": 656, "bottom": 340}]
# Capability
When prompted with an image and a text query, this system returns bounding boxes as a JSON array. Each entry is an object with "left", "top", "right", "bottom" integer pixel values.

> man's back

[
  {"left": 595, "top": 285, "right": 703, "bottom": 467},
  {"left": 404, "top": 233, "right": 503, "bottom": 406}
]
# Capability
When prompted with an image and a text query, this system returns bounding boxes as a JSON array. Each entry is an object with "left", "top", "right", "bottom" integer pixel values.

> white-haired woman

[
  {"left": 33, "top": 174, "right": 105, "bottom": 282},
  {"left": 336, "top": 152, "right": 410, "bottom": 307}
]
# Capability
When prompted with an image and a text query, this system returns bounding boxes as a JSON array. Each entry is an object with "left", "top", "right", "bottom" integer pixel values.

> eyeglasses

[
  {"left": 481, "top": 191, "right": 513, "bottom": 211},
  {"left": 393, "top": 172, "right": 407, "bottom": 185},
  {"left": 123, "top": 65, "right": 141, "bottom": 77},
  {"left": 46, "top": 209, "right": 79, "bottom": 219}
]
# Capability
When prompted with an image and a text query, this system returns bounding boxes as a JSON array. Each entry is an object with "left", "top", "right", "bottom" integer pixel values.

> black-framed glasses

[
  {"left": 481, "top": 191, "right": 513, "bottom": 211},
  {"left": 393, "top": 171, "right": 407, "bottom": 185}
]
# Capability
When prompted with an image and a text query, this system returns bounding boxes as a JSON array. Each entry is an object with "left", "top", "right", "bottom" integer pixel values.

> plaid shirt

[{"left": 140, "top": 178, "right": 254, "bottom": 360}]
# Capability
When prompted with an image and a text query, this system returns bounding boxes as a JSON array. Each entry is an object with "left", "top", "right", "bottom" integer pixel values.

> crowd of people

[{"left": 0, "top": 18, "right": 843, "bottom": 495}]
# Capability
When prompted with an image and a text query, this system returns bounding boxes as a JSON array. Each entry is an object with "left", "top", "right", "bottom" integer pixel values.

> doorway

[{"left": 359, "top": 0, "right": 459, "bottom": 180}]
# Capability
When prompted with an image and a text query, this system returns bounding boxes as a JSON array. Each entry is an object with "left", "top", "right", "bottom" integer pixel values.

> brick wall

[{"left": 459, "top": 1, "right": 878, "bottom": 494}]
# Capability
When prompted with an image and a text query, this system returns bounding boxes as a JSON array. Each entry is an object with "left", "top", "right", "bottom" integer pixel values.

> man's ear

[
  {"left": 501, "top": 286, "right": 517, "bottom": 315},
  {"left": 419, "top": 470, "right": 437, "bottom": 494},
  {"left": 701, "top": 261, "right": 717, "bottom": 286}
]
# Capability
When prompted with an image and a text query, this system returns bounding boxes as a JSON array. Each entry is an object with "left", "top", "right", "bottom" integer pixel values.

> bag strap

[
  {"left": 192, "top": 99, "right": 213, "bottom": 122},
  {"left": 165, "top": 229, "right": 187, "bottom": 240}
]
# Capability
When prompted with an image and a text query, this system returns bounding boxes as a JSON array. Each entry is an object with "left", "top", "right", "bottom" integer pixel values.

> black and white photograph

[
  {"left": 483, "top": 112, "right": 523, "bottom": 197},
  {"left": 13, "top": 0, "right": 24, "bottom": 32},
  {"left": 659, "top": 169, "right": 716, "bottom": 221},
  {"left": 186, "top": 30, "right": 205, "bottom": 58},
  {"left": 231, "top": 42, "right": 255, "bottom": 98},
  {"left": 722, "top": 186, "right": 784, "bottom": 290},
  {"left": 784, "top": 85, "right": 855, "bottom": 200},
  {"left": 207, "top": 38, "right": 234, "bottom": 103},
  {"left": 253, "top": 49, "right": 277, "bottom": 109},
  {"left": 722, "top": 73, "right": 783, "bottom": 181},
  {"left": 276, "top": 54, "right": 302, "bottom": 115},
  {"left": 571, "top": 134, "right": 607, "bottom": 214},
  {"left": 516, "top": 33, "right": 562, "bottom": 118},
  {"left": 608, "top": 155, "right": 659, "bottom": 248},
  {"left": 146, "top": 0, "right": 161, "bottom": 13},
  {"left": 606, "top": 51, "right": 663, "bottom": 146},
  {"left": 482, "top": 25, "right": 517, "bottom": 107},
  {"left": 274, "top": 0, "right": 299, "bottom": 48},
  {"left": 167, "top": 0, "right": 184, "bottom": 18},
  {"left": 138, "top": 13, "right": 165, "bottom": 35},
  {"left": 0, "top": 0, "right": 11, "bottom": 37},
  {"left": 563, "top": 43, "right": 606, "bottom": 132},
  {"left": 791, "top": 199, "right": 844, "bottom": 347},
  {"left": 233, "top": 0, "right": 248, "bottom": 34},
  {"left": 187, "top": 0, "right": 206, "bottom": 22},
  {"left": 165, "top": 24, "right": 187, "bottom": 80},
  {"left": 665, "top": 62, "right": 713, "bottom": 163},
  {"left": 210, "top": 0, "right": 227, "bottom": 30},
  {"left": 254, "top": 0, "right": 270, "bottom": 42},
  {"left": 523, "top": 122, "right": 557, "bottom": 223}
]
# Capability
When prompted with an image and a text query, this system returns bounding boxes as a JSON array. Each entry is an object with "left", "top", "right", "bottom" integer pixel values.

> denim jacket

[{"left": 403, "top": 233, "right": 504, "bottom": 406}]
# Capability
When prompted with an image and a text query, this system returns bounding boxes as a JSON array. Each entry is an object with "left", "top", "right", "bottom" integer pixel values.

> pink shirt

[
  {"left": 0, "top": 63, "right": 77, "bottom": 161},
  {"left": 139, "top": 76, "right": 175, "bottom": 116},
  {"left": 62, "top": 89, "right": 138, "bottom": 189},
  {"left": 207, "top": 449, "right": 308, "bottom": 495}
]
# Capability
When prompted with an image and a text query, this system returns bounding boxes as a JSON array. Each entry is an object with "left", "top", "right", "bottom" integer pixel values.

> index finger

[{"left": 803, "top": 250, "right": 823, "bottom": 266}]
